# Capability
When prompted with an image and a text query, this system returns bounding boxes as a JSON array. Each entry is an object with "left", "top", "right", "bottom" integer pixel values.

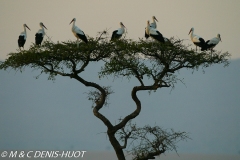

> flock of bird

[
  {"left": 18, "top": 16, "right": 222, "bottom": 52},
  {"left": 188, "top": 27, "right": 221, "bottom": 51}
]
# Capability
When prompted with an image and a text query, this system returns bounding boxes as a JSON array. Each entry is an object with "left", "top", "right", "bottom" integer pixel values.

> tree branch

[
  {"left": 120, "top": 127, "right": 132, "bottom": 149},
  {"left": 72, "top": 74, "right": 114, "bottom": 129},
  {"left": 114, "top": 85, "right": 159, "bottom": 132}
]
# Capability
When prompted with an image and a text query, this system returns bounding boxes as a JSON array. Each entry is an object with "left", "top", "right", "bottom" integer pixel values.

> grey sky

[
  {"left": 1, "top": 59, "right": 240, "bottom": 159},
  {"left": 1, "top": 0, "right": 240, "bottom": 159}
]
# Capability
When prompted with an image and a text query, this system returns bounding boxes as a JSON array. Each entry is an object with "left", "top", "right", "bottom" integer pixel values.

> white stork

[
  {"left": 111, "top": 22, "right": 126, "bottom": 41},
  {"left": 18, "top": 24, "right": 30, "bottom": 50},
  {"left": 146, "top": 20, "right": 165, "bottom": 43},
  {"left": 70, "top": 18, "right": 88, "bottom": 44},
  {"left": 188, "top": 27, "right": 207, "bottom": 51},
  {"left": 145, "top": 16, "right": 158, "bottom": 39},
  {"left": 205, "top": 34, "right": 222, "bottom": 51},
  {"left": 35, "top": 22, "right": 47, "bottom": 45}
]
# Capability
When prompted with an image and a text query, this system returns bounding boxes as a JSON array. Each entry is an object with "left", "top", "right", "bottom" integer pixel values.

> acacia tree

[{"left": 0, "top": 32, "right": 230, "bottom": 160}]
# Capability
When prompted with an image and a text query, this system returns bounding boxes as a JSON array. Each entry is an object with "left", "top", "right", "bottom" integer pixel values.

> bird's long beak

[
  {"left": 42, "top": 24, "right": 47, "bottom": 30},
  {"left": 121, "top": 23, "right": 126, "bottom": 28},
  {"left": 26, "top": 25, "right": 31, "bottom": 31},
  {"left": 188, "top": 28, "right": 192, "bottom": 35},
  {"left": 69, "top": 19, "right": 74, "bottom": 25},
  {"left": 154, "top": 17, "right": 158, "bottom": 22}
]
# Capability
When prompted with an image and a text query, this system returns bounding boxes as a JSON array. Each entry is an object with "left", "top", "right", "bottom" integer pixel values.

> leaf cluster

[
  {"left": 86, "top": 86, "right": 114, "bottom": 108},
  {"left": 117, "top": 122, "right": 190, "bottom": 160},
  {"left": 100, "top": 38, "right": 230, "bottom": 87},
  {"left": 1, "top": 36, "right": 230, "bottom": 85},
  {"left": 0, "top": 33, "right": 231, "bottom": 160}
]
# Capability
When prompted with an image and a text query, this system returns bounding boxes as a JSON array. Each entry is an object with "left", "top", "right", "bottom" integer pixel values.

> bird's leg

[
  {"left": 210, "top": 49, "right": 213, "bottom": 59},
  {"left": 151, "top": 38, "right": 154, "bottom": 48},
  {"left": 77, "top": 39, "right": 79, "bottom": 47}
]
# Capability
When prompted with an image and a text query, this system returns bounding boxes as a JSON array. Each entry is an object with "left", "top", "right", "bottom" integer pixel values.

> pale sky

[
  {"left": 1, "top": 1, "right": 240, "bottom": 159},
  {"left": 0, "top": 0, "right": 240, "bottom": 60}
]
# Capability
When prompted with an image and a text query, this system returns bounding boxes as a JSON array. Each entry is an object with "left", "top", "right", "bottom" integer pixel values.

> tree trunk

[{"left": 108, "top": 129, "right": 126, "bottom": 160}]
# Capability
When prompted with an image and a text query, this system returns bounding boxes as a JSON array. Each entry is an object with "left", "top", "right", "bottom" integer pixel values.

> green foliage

[
  {"left": 1, "top": 36, "right": 230, "bottom": 83},
  {"left": 0, "top": 33, "right": 231, "bottom": 160},
  {"left": 130, "top": 126, "right": 189, "bottom": 160},
  {"left": 86, "top": 86, "right": 114, "bottom": 108},
  {"left": 0, "top": 35, "right": 230, "bottom": 87},
  {"left": 100, "top": 38, "right": 230, "bottom": 88},
  {"left": 116, "top": 121, "right": 190, "bottom": 160},
  {"left": 1, "top": 37, "right": 114, "bottom": 80}
]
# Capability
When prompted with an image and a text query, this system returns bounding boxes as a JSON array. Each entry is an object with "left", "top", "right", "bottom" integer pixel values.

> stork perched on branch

[
  {"left": 145, "top": 16, "right": 158, "bottom": 39},
  {"left": 205, "top": 34, "right": 222, "bottom": 51},
  {"left": 18, "top": 24, "right": 30, "bottom": 50},
  {"left": 35, "top": 22, "right": 47, "bottom": 46},
  {"left": 111, "top": 22, "right": 126, "bottom": 41},
  {"left": 188, "top": 27, "right": 207, "bottom": 51},
  {"left": 70, "top": 18, "right": 88, "bottom": 44},
  {"left": 146, "top": 20, "right": 165, "bottom": 43}
]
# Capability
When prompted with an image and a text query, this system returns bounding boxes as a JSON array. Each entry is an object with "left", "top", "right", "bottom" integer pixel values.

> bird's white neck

[
  {"left": 152, "top": 17, "right": 156, "bottom": 23},
  {"left": 39, "top": 25, "right": 45, "bottom": 35},
  {"left": 119, "top": 24, "right": 125, "bottom": 34},
  {"left": 72, "top": 21, "right": 76, "bottom": 28},
  {"left": 147, "top": 22, "right": 150, "bottom": 30},
  {"left": 41, "top": 25, "right": 45, "bottom": 31},
  {"left": 23, "top": 26, "right": 27, "bottom": 33},
  {"left": 71, "top": 21, "right": 77, "bottom": 34}
]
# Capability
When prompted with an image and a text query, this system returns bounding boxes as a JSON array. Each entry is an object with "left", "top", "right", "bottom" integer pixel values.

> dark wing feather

[
  {"left": 206, "top": 42, "right": 216, "bottom": 50},
  {"left": 111, "top": 30, "right": 122, "bottom": 41},
  {"left": 18, "top": 35, "right": 26, "bottom": 47},
  {"left": 145, "top": 30, "right": 149, "bottom": 39},
  {"left": 198, "top": 38, "right": 206, "bottom": 44},
  {"left": 77, "top": 32, "right": 88, "bottom": 43},
  {"left": 35, "top": 33, "right": 43, "bottom": 45},
  {"left": 150, "top": 31, "right": 165, "bottom": 43},
  {"left": 198, "top": 38, "right": 207, "bottom": 51}
]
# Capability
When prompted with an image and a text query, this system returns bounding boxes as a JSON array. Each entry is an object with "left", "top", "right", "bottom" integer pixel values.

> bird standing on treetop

[
  {"left": 111, "top": 22, "right": 126, "bottom": 41},
  {"left": 69, "top": 18, "right": 88, "bottom": 44},
  {"left": 146, "top": 20, "right": 165, "bottom": 43},
  {"left": 18, "top": 24, "right": 30, "bottom": 50},
  {"left": 188, "top": 27, "right": 207, "bottom": 51},
  {"left": 35, "top": 22, "right": 47, "bottom": 46},
  {"left": 145, "top": 16, "right": 158, "bottom": 39},
  {"left": 205, "top": 34, "right": 222, "bottom": 51}
]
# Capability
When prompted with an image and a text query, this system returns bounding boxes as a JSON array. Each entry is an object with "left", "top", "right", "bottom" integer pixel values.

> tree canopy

[{"left": 0, "top": 32, "right": 230, "bottom": 160}]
